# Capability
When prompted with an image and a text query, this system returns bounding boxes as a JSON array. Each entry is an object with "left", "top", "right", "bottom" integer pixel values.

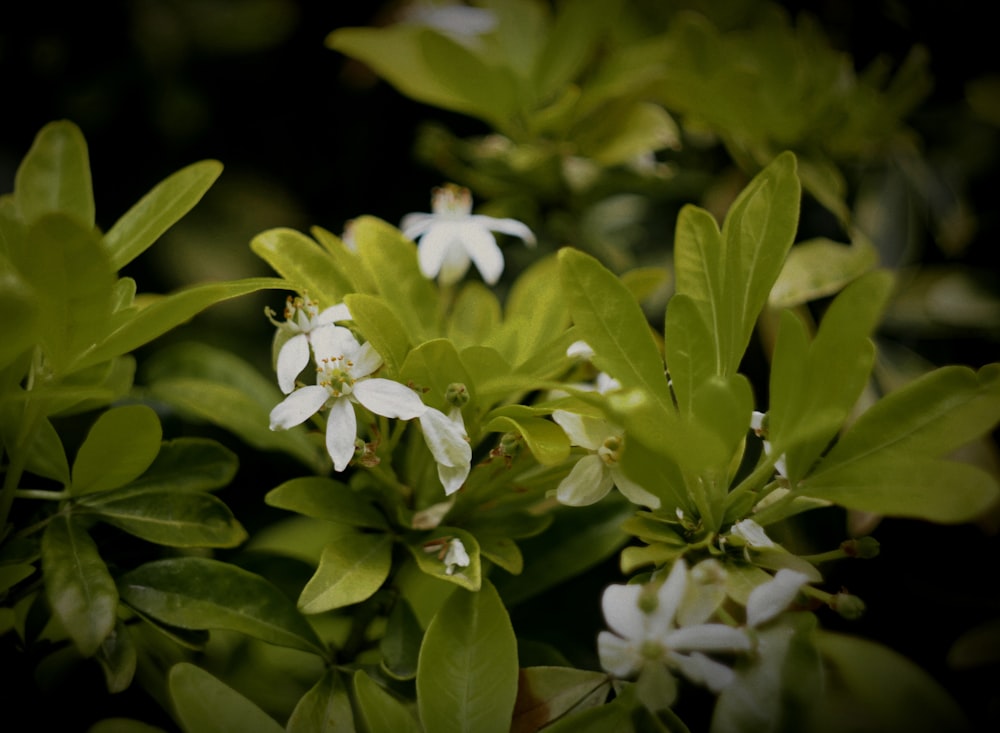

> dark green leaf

[
  {"left": 42, "top": 514, "right": 117, "bottom": 656},
  {"left": 138, "top": 438, "right": 238, "bottom": 492},
  {"left": 417, "top": 579, "right": 519, "bottom": 733},
  {"left": 265, "top": 476, "right": 388, "bottom": 529},
  {"left": 286, "top": 668, "right": 356, "bottom": 733},
  {"left": 353, "top": 670, "right": 422, "bottom": 733},
  {"left": 71, "top": 404, "right": 162, "bottom": 495},
  {"left": 118, "top": 557, "right": 324, "bottom": 655},
  {"left": 380, "top": 597, "right": 424, "bottom": 681},
  {"left": 169, "top": 662, "right": 284, "bottom": 733},
  {"left": 96, "top": 618, "right": 137, "bottom": 694}
]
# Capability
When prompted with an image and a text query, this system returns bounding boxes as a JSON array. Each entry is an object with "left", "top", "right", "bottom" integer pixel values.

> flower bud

[
  {"left": 499, "top": 431, "right": 522, "bottom": 457},
  {"left": 830, "top": 592, "right": 866, "bottom": 620},
  {"left": 445, "top": 382, "right": 470, "bottom": 408},
  {"left": 841, "top": 536, "right": 880, "bottom": 559}
]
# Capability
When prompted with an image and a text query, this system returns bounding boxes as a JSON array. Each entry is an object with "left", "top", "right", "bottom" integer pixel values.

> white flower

[
  {"left": 269, "top": 326, "right": 426, "bottom": 471},
  {"left": 598, "top": 559, "right": 751, "bottom": 697},
  {"left": 744, "top": 569, "right": 811, "bottom": 628},
  {"left": 750, "top": 410, "right": 787, "bottom": 478},
  {"left": 729, "top": 519, "right": 775, "bottom": 549},
  {"left": 267, "top": 295, "right": 351, "bottom": 394},
  {"left": 442, "top": 538, "right": 470, "bottom": 575},
  {"left": 552, "top": 410, "right": 659, "bottom": 509},
  {"left": 401, "top": 184, "right": 535, "bottom": 285},
  {"left": 418, "top": 406, "right": 472, "bottom": 496}
]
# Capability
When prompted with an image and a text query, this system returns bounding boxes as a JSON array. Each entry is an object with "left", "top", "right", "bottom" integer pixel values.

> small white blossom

[
  {"left": 442, "top": 537, "right": 470, "bottom": 575},
  {"left": 267, "top": 295, "right": 351, "bottom": 394},
  {"left": 418, "top": 406, "right": 472, "bottom": 496},
  {"left": 269, "top": 326, "right": 426, "bottom": 471},
  {"left": 750, "top": 410, "right": 787, "bottom": 478},
  {"left": 401, "top": 184, "right": 535, "bottom": 285},
  {"left": 598, "top": 559, "right": 751, "bottom": 698},
  {"left": 552, "top": 410, "right": 659, "bottom": 509},
  {"left": 729, "top": 519, "right": 775, "bottom": 549},
  {"left": 745, "top": 569, "right": 811, "bottom": 628}
]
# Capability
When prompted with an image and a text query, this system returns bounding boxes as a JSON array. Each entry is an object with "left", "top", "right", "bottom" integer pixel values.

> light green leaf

[
  {"left": 558, "top": 248, "right": 673, "bottom": 412},
  {"left": 310, "top": 225, "right": 376, "bottom": 293},
  {"left": 117, "top": 557, "right": 324, "bottom": 655},
  {"left": 812, "top": 631, "right": 969, "bottom": 733},
  {"left": 14, "top": 120, "right": 94, "bottom": 226},
  {"left": 286, "top": 668, "right": 356, "bottom": 733},
  {"left": 497, "top": 253, "right": 571, "bottom": 366},
  {"left": 77, "top": 485, "right": 247, "bottom": 547},
  {"left": 265, "top": 476, "right": 388, "bottom": 530},
  {"left": 512, "top": 666, "right": 612, "bottom": 733},
  {"left": 663, "top": 293, "right": 716, "bottom": 415},
  {"left": 102, "top": 160, "right": 223, "bottom": 270},
  {"left": 400, "top": 338, "right": 475, "bottom": 413},
  {"left": 343, "top": 292, "right": 411, "bottom": 375},
  {"left": 405, "top": 527, "right": 482, "bottom": 592},
  {"left": 169, "top": 662, "right": 284, "bottom": 733},
  {"left": 136, "top": 438, "right": 238, "bottom": 492},
  {"left": 42, "top": 514, "right": 118, "bottom": 656},
  {"left": 77, "top": 277, "right": 287, "bottom": 371},
  {"left": 417, "top": 579, "right": 518, "bottom": 733},
  {"left": 250, "top": 228, "right": 353, "bottom": 307},
  {"left": 298, "top": 531, "right": 392, "bottom": 614},
  {"left": 0, "top": 403, "right": 70, "bottom": 484},
  {"left": 71, "top": 404, "right": 162, "bottom": 495},
  {"left": 769, "top": 235, "right": 878, "bottom": 308},
  {"left": 482, "top": 414, "right": 570, "bottom": 466},
  {"left": 353, "top": 670, "right": 422, "bottom": 733},
  {"left": 95, "top": 619, "right": 137, "bottom": 694},
  {"left": 448, "top": 281, "right": 502, "bottom": 350}
]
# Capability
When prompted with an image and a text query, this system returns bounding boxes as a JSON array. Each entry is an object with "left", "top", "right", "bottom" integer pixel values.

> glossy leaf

[
  {"left": 380, "top": 596, "right": 424, "bottom": 681},
  {"left": 42, "top": 514, "right": 117, "bottom": 656},
  {"left": 169, "top": 662, "right": 284, "bottom": 733},
  {"left": 78, "top": 485, "right": 247, "bottom": 547},
  {"left": 137, "top": 438, "right": 238, "bottom": 492},
  {"left": 0, "top": 404, "right": 70, "bottom": 484},
  {"left": 71, "top": 404, "right": 162, "bottom": 495},
  {"left": 448, "top": 281, "right": 502, "bottom": 350},
  {"left": 417, "top": 580, "right": 518, "bottom": 733},
  {"left": 286, "top": 668, "right": 356, "bottom": 733},
  {"left": 663, "top": 293, "right": 716, "bottom": 416},
  {"left": 483, "top": 413, "right": 570, "bottom": 466},
  {"left": 770, "top": 235, "right": 878, "bottom": 308},
  {"left": 298, "top": 531, "right": 392, "bottom": 614},
  {"left": 343, "top": 292, "right": 411, "bottom": 375},
  {"left": 512, "top": 666, "right": 612, "bottom": 733},
  {"left": 265, "top": 477, "right": 387, "bottom": 529},
  {"left": 250, "top": 227, "right": 353, "bottom": 307},
  {"left": 118, "top": 557, "right": 324, "bottom": 655},
  {"left": 14, "top": 120, "right": 94, "bottom": 226},
  {"left": 96, "top": 619, "right": 138, "bottom": 694},
  {"left": 102, "top": 160, "right": 222, "bottom": 270},
  {"left": 498, "top": 253, "right": 571, "bottom": 366},
  {"left": 400, "top": 338, "right": 475, "bottom": 414},
  {"left": 353, "top": 670, "right": 422, "bottom": 733}
]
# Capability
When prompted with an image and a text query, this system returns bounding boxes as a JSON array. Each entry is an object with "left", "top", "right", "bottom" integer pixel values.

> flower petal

[
  {"left": 437, "top": 461, "right": 471, "bottom": 496},
  {"left": 597, "top": 630, "right": 642, "bottom": 678},
  {"left": 462, "top": 224, "right": 505, "bottom": 284},
  {"left": 419, "top": 408, "right": 472, "bottom": 468},
  {"left": 417, "top": 222, "right": 468, "bottom": 282},
  {"left": 400, "top": 212, "right": 435, "bottom": 240},
  {"left": 666, "top": 624, "right": 751, "bottom": 653},
  {"left": 472, "top": 214, "right": 536, "bottom": 245},
  {"left": 353, "top": 379, "right": 427, "bottom": 419},
  {"left": 555, "top": 454, "right": 614, "bottom": 506},
  {"left": 667, "top": 651, "right": 736, "bottom": 693},
  {"left": 601, "top": 583, "right": 645, "bottom": 641},
  {"left": 611, "top": 467, "right": 661, "bottom": 509},
  {"left": 276, "top": 333, "right": 310, "bottom": 394},
  {"left": 269, "top": 385, "right": 329, "bottom": 430},
  {"left": 552, "top": 410, "right": 607, "bottom": 450},
  {"left": 317, "top": 303, "right": 351, "bottom": 325},
  {"left": 651, "top": 559, "right": 688, "bottom": 638},
  {"left": 326, "top": 397, "right": 357, "bottom": 472},
  {"left": 350, "top": 341, "right": 384, "bottom": 379},
  {"left": 311, "top": 325, "right": 361, "bottom": 362},
  {"left": 730, "top": 518, "right": 774, "bottom": 548},
  {"left": 745, "top": 569, "right": 811, "bottom": 628}
]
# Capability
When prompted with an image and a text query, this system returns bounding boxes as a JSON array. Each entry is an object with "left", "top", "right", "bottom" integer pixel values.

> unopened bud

[
  {"left": 841, "top": 536, "right": 880, "bottom": 559},
  {"left": 445, "top": 382, "right": 470, "bottom": 408},
  {"left": 830, "top": 592, "right": 866, "bottom": 620},
  {"left": 499, "top": 431, "right": 522, "bottom": 457}
]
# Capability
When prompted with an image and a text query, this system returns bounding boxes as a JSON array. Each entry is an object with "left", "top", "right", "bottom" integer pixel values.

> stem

[{"left": 14, "top": 489, "right": 71, "bottom": 501}]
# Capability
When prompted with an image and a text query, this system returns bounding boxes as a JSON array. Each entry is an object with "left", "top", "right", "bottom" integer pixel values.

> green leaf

[
  {"left": 77, "top": 277, "right": 287, "bottom": 371},
  {"left": 497, "top": 253, "right": 571, "bottom": 366},
  {"left": 265, "top": 476, "right": 388, "bottom": 530},
  {"left": 533, "top": 0, "right": 620, "bottom": 102},
  {"left": 250, "top": 228, "right": 353, "bottom": 307},
  {"left": 405, "top": 527, "right": 482, "bottom": 592},
  {"left": 812, "top": 631, "right": 969, "bottom": 733},
  {"left": 71, "top": 404, "right": 162, "bottom": 495},
  {"left": 769, "top": 235, "right": 878, "bottom": 308},
  {"left": 88, "top": 718, "right": 169, "bottom": 733},
  {"left": 512, "top": 666, "right": 612, "bottom": 733},
  {"left": 286, "top": 668, "right": 356, "bottom": 733},
  {"left": 353, "top": 670, "right": 422, "bottom": 733},
  {"left": 417, "top": 579, "right": 519, "bottom": 733},
  {"left": 298, "top": 531, "right": 392, "bottom": 614},
  {"left": 482, "top": 413, "right": 570, "bottom": 466},
  {"left": 117, "top": 557, "right": 324, "bottom": 655},
  {"left": 0, "top": 254, "right": 40, "bottom": 368},
  {"left": 138, "top": 438, "right": 238, "bottom": 492},
  {"left": 558, "top": 248, "right": 672, "bottom": 412},
  {"left": 95, "top": 619, "right": 138, "bottom": 694},
  {"left": 14, "top": 120, "right": 94, "bottom": 226},
  {"left": 343, "top": 292, "right": 411, "bottom": 376},
  {"left": 77, "top": 485, "right": 247, "bottom": 547},
  {"left": 102, "top": 160, "right": 223, "bottom": 270},
  {"left": 169, "top": 662, "right": 284, "bottom": 733},
  {"left": 10, "top": 214, "right": 115, "bottom": 374},
  {"left": 674, "top": 152, "right": 800, "bottom": 376},
  {"left": 380, "top": 597, "right": 424, "bottom": 681},
  {"left": 539, "top": 681, "right": 638, "bottom": 733},
  {"left": 663, "top": 293, "right": 716, "bottom": 415},
  {"left": 0, "top": 563, "right": 35, "bottom": 593},
  {"left": 0, "top": 404, "right": 70, "bottom": 484},
  {"left": 448, "top": 281, "right": 502, "bottom": 351},
  {"left": 400, "top": 338, "right": 475, "bottom": 413},
  {"left": 42, "top": 514, "right": 118, "bottom": 656}
]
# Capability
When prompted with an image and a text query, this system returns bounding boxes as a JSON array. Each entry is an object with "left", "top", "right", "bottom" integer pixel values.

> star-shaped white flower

[
  {"left": 401, "top": 184, "right": 535, "bottom": 285},
  {"left": 598, "top": 559, "right": 751, "bottom": 699},
  {"left": 269, "top": 326, "right": 426, "bottom": 471},
  {"left": 552, "top": 410, "right": 659, "bottom": 509},
  {"left": 267, "top": 295, "right": 351, "bottom": 394},
  {"left": 418, "top": 406, "right": 472, "bottom": 495}
]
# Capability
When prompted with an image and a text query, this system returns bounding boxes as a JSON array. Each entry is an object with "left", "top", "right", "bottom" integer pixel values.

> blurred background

[{"left": 3, "top": 0, "right": 1000, "bottom": 728}]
